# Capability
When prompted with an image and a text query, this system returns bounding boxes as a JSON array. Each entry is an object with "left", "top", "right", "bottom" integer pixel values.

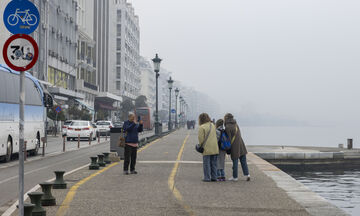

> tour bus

[
  {"left": 0, "top": 64, "right": 53, "bottom": 162},
  {"left": 135, "top": 107, "right": 153, "bottom": 130}
]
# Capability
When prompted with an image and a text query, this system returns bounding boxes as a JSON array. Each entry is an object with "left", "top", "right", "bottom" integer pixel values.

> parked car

[
  {"left": 91, "top": 122, "right": 99, "bottom": 139},
  {"left": 66, "top": 120, "right": 95, "bottom": 141},
  {"left": 96, "top": 121, "right": 113, "bottom": 136},
  {"left": 113, "top": 122, "right": 124, "bottom": 128},
  {"left": 62, "top": 120, "right": 73, "bottom": 136}
]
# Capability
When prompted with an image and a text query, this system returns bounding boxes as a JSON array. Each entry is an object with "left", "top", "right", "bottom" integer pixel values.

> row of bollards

[
  {"left": 62, "top": 134, "right": 102, "bottom": 153},
  {"left": 89, "top": 153, "right": 111, "bottom": 170},
  {"left": 19, "top": 152, "right": 112, "bottom": 215}
]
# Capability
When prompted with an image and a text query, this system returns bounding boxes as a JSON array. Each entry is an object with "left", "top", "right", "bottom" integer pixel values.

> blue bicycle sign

[
  {"left": 7, "top": 9, "right": 38, "bottom": 26},
  {"left": 3, "top": 0, "right": 40, "bottom": 35}
]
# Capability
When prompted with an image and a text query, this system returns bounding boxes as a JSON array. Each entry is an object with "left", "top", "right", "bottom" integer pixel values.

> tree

[
  {"left": 135, "top": 95, "right": 148, "bottom": 108},
  {"left": 68, "top": 104, "right": 92, "bottom": 121},
  {"left": 120, "top": 99, "right": 135, "bottom": 121},
  {"left": 47, "top": 107, "right": 65, "bottom": 121}
]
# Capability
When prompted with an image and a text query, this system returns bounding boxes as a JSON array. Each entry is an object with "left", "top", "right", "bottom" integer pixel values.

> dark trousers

[{"left": 124, "top": 145, "right": 137, "bottom": 171}]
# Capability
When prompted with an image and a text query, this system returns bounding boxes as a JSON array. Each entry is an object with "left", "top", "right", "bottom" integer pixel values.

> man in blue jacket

[{"left": 123, "top": 113, "right": 143, "bottom": 174}]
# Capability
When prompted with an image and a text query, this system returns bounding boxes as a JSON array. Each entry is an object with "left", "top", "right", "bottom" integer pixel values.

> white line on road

[{"left": 1, "top": 163, "right": 90, "bottom": 216}]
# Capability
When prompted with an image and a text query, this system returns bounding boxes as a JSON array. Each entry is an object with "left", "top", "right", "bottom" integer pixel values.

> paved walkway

[{"left": 12, "top": 130, "right": 346, "bottom": 216}]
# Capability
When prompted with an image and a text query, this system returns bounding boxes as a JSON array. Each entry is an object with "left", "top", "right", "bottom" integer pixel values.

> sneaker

[
  {"left": 211, "top": 179, "right": 217, "bottom": 182},
  {"left": 228, "top": 177, "right": 238, "bottom": 182},
  {"left": 130, "top": 171, "right": 138, "bottom": 174},
  {"left": 222, "top": 177, "right": 226, "bottom": 181},
  {"left": 123, "top": 171, "right": 129, "bottom": 175}
]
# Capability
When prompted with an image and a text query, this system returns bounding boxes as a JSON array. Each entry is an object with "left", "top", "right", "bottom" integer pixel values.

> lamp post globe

[
  {"left": 152, "top": 54, "right": 162, "bottom": 135},
  {"left": 175, "top": 88, "right": 179, "bottom": 128}
]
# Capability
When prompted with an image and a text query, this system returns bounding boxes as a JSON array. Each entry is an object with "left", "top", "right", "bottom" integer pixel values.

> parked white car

[
  {"left": 96, "top": 121, "right": 113, "bottom": 136},
  {"left": 62, "top": 120, "right": 73, "bottom": 136},
  {"left": 66, "top": 121, "right": 95, "bottom": 141}
]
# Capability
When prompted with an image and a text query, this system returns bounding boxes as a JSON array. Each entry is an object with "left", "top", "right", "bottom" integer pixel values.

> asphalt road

[{"left": 0, "top": 130, "right": 156, "bottom": 214}]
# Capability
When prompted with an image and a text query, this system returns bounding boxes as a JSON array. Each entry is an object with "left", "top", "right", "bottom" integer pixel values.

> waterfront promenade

[{"left": 8, "top": 130, "right": 347, "bottom": 216}]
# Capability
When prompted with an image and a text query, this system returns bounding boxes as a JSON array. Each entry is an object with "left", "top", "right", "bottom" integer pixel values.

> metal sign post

[{"left": 3, "top": 1, "right": 40, "bottom": 214}]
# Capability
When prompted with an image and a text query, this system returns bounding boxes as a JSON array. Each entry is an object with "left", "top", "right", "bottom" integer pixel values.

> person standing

[
  {"left": 198, "top": 113, "right": 219, "bottom": 182},
  {"left": 215, "top": 119, "right": 227, "bottom": 181},
  {"left": 224, "top": 113, "right": 250, "bottom": 181},
  {"left": 123, "top": 113, "right": 143, "bottom": 175}
]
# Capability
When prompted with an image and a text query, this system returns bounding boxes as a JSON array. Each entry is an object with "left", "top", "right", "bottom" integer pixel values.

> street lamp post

[
  {"left": 152, "top": 54, "right": 162, "bottom": 135},
  {"left": 179, "top": 96, "right": 183, "bottom": 127},
  {"left": 175, "top": 88, "right": 179, "bottom": 129},
  {"left": 167, "top": 77, "right": 174, "bottom": 131}
]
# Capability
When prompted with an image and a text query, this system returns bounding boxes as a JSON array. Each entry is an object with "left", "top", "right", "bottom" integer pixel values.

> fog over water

[{"left": 131, "top": 0, "right": 360, "bottom": 127}]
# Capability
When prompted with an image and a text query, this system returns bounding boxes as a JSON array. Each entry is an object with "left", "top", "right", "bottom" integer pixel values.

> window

[
  {"left": 117, "top": 38, "right": 121, "bottom": 50},
  {"left": 116, "top": 53, "right": 121, "bottom": 65},
  {"left": 116, "top": 67, "right": 121, "bottom": 79},
  {"left": 117, "top": 24, "right": 121, "bottom": 36},
  {"left": 116, "top": 81, "right": 120, "bottom": 90},
  {"left": 117, "top": 10, "right": 121, "bottom": 22},
  {"left": 25, "top": 78, "right": 42, "bottom": 106}
]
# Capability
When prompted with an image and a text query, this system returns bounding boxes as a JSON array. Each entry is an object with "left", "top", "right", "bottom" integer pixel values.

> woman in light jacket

[{"left": 198, "top": 113, "right": 219, "bottom": 182}]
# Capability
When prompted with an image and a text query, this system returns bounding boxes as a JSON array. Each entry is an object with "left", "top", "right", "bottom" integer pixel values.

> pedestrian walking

[
  {"left": 215, "top": 119, "right": 227, "bottom": 181},
  {"left": 224, "top": 113, "right": 250, "bottom": 181},
  {"left": 197, "top": 113, "right": 219, "bottom": 182},
  {"left": 123, "top": 113, "right": 143, "bottom": 175}
]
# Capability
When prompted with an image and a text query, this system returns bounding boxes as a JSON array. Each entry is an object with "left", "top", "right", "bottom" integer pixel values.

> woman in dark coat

[{"left": 224, "top": 113, "right": 250, "bottom": 181}]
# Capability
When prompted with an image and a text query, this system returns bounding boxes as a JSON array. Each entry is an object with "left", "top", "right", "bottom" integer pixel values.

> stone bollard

[
  {"left": 17, "top": 203, "right": 35, "bottom": 216},
  {"left": 28, "top": 192, "right": 46, "bottom": 216},
  {"left": 103, "top": 153, "right": 111, "bottom": 164},
  {"left": 347, "top": 139, "right": 353, "bottom": 150},
  {"left": 98, "top": 154, "right": 106, "bottom": 167},
  {"left": 89, "top": 157, "right": 99, "bottom": 170},
  {"left": 39, "top": 182, "right": 56, "bottom": 206},
  {"left": 78, "top": 134, "right": 80, "bottom": 148},
  {"left": 53, "top": 171, "right": 67, "bottom": 189}
]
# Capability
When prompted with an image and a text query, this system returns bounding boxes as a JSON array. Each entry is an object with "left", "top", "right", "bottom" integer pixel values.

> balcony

[
  {"left": 76, "top": 79, "right": 98, "bottom": 92},
  {"left": 84, "top": 81, "right": 98, "bottom": 91}
]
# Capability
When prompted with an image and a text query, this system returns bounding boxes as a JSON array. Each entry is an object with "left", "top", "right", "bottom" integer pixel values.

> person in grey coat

[{"left": 224, "top": 113, "right": 250, "bottom": 181}]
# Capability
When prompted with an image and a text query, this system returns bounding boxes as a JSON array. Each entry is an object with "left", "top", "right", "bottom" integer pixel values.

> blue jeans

[
  {"left": 217, "top": 169, "right": 225, "bottom": 178},
  {"left": 203, "top": 155, "right": 218, "bottom": 181},
  {"left": 232, "top": 154, "right": 249, "bottom": 178}
]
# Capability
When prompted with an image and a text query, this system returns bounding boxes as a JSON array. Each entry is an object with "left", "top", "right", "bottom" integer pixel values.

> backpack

[{"left": 220, "top": 131, "right": 231, "bottom": 151}]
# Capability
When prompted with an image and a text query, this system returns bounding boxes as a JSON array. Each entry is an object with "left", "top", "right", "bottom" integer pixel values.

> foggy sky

[{"left": 131, "top": 0, "right": 360, "bottom": 126}]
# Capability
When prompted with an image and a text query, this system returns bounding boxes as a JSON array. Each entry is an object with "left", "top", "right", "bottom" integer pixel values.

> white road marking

[{"left": 1, "top": 163, "right": 90, "bottom": 216}]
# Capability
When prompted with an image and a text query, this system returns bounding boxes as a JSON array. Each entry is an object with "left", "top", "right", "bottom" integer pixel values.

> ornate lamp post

[
  {"left": 152, "top": 54, "right": 162, "bottom": 135},
  {"left": 179, "top": 96, "right": 183, "bottom": 127},
  {"left": 167, "top": 77, "right": 174, "bottom": 131},
  {"left": 175, "top": 88, "right": 179, "bottom": 129}
]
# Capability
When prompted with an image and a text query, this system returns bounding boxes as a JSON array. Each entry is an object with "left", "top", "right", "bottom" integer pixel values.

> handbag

[
  {"left": 226, "top": 126, "right": 238, "bottom": 155},
  {"left": 195, "top": 123, "right": 212, "bottom": 153},
  {"left": 117, "top": 129, "right": 126, "bottom": 147}
]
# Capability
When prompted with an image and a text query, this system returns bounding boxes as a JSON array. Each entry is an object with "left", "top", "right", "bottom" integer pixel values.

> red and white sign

[{"left": 2, "top": 34, "right": 38, "bottom": 72}]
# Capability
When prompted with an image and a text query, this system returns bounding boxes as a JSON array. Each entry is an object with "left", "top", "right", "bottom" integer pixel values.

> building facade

[
  {"left": 139, "top": 56, "right": 155, "bottom": 109},
  {"left": 76, "top": 0, "right": 97, "bottom": 115},
  {"left": 115, "top": 0, "right": 140, "bottom": 100}
]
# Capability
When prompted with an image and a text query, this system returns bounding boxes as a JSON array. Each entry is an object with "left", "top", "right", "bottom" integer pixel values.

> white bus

[{"left": 0, "top": 64, "right": 52, "bottom": 162}]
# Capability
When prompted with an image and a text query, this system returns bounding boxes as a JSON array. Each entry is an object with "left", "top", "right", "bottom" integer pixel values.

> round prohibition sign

[{"left": 2, "top": 34, "right": 39, "bottom": 72}]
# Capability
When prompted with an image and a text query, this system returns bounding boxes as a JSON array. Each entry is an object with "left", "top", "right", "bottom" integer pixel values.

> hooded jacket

[{"left": 224, "top": 118, "right": 247, "bottom": 160}]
